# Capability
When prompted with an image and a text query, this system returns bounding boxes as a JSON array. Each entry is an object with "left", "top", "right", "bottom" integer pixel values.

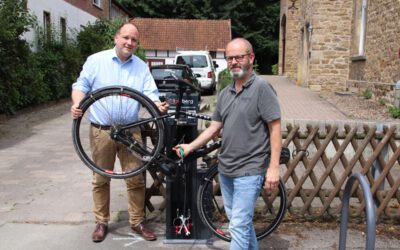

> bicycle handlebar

[{"left": 180, "top": 111, "right": 212, "bottom": 121}]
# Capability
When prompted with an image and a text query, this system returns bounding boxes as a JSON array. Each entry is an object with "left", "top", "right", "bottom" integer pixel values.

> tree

[{"left": 118, "top": 0, "right": 280, "bottom": 73}]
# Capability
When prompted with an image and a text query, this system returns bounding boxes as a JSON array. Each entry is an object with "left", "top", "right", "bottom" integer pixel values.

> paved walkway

[
  {"left": 0, "top": 76, "right": 398, "bottom": 249},
  {"left": 263, "top": 76, "right": 348, "bottom": 121}
]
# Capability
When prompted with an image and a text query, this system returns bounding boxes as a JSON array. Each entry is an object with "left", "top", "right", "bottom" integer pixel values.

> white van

[{"left": 174, "top": 51, "right": 217, "bottom": 93}]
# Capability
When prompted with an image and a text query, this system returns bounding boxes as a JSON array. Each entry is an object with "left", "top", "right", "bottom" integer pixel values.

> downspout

[{"left": 359, "top": 0, "right": 368, "bottom": 55}]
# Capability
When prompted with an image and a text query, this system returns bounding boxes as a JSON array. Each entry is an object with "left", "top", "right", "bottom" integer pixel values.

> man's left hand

[{"left": 264, "top": 164, "right": 280, "bottom": 191}]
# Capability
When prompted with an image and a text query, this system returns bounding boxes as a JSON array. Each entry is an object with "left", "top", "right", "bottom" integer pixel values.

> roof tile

[{"left": 131, "top": 18, "right": 231, "bottom": 51}]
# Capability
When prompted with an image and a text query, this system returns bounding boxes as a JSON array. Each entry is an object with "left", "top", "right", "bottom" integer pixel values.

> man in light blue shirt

[{"left": 71, "top": 22, "right": 168, "bottom": 243}]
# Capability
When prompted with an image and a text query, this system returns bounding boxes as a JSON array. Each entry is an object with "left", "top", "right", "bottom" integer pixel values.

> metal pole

[{"left": 339, "top": 173, "right": 376, "bottom": 250}]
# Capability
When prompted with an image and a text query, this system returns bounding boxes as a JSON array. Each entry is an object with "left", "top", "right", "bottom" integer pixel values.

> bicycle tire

[
  {"left": 197, "top": 164, "right": 287, "bottom": 242},
  {"left": 72, "top": 86, "right": 164, "bottom": 179}
]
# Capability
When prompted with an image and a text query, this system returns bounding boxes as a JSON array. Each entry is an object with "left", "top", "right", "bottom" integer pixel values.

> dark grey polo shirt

[{"left": 212, "top": 73, "right": 281, "bottom": 177}]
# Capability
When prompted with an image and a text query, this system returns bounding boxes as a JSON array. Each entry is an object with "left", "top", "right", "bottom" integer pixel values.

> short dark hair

[{"left": 115, "top": 20, "right": 138, "bottom": 36}]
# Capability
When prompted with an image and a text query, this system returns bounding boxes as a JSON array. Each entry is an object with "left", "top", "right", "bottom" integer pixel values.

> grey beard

[{"left": 229, "top": 68, "right": 245, "bottom": 79}]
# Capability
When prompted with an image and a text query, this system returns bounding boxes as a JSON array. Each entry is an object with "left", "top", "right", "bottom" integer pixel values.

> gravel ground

[{"left": 319, "top": 91, "right": 398, "bottom": 122}]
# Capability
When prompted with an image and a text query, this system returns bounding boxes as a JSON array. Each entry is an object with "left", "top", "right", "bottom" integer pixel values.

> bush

[
  {"left": 217, "top": 69, "right": 232, "bottom": 92},
  {"left": 0, "top": 6, "right": 145, "bottom": 115},
  {"left": 271, "top": 64, "right": 278, "bottom": 75},
  {"left": 0, "top": 0, "right": 37, "bottom": 114},
  {"left": 34, "top": 28, "right": 82, "bottom": 101},
  {"left": 0, "top": 0, "right": 84, "bottom": 115}
]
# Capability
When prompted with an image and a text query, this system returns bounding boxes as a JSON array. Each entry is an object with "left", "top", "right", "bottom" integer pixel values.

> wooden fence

[
  {"left": 281, "top": 122, "right": 399, "bottom": 221},
  {"left": 145, "top": 122, "right": 400, "bottom": 222}
]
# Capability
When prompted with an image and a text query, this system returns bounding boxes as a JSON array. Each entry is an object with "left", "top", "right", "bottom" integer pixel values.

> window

[
  {"left": 150, "top": 69, "right": 184, "bottom": 80},
  {"left": 352, "top": 0, "right": 368, "bottom": 57},
  {"left": 60, "top": 17, "right": 66, "bottom": 43},
  {"left": 93, "top": 0, "right": 102, "bottom": 8},
  {"left": 176, "top": 55, "right": 208, "bottom": 68},
  {"left": 43, "top": 11, "right": 51, "bottom": 41}
]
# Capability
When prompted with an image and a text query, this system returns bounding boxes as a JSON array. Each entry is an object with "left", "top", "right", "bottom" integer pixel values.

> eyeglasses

[{"left": 225, "top": 54, "right": 249, "bottom": 63}]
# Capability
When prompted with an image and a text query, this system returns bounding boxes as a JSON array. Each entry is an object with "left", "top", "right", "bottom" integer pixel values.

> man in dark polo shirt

[{"left": 174, "top": 38, "right": 282, "bottom": 250}]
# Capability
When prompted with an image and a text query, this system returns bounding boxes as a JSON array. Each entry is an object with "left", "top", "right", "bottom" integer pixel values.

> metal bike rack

[
  {"left": 157, "top": 79, "right": 212, "bottom": 244},
  {"left": 339, "top": 173, "right": 376, "bottom": 250}
]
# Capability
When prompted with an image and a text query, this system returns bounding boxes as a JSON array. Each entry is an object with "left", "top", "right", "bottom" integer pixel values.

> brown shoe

[
  {"left": 92, "top": 223, "right": 108, "bottom": 242},
  {"left": 131, "top": 223, "right": 157, "bottom": 241}
]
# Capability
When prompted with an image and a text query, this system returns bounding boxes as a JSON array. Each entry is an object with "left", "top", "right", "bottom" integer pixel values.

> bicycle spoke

[
  {"left": 72, "top": 87, "right": 164, "bottom": 179},
  {"left": 197, "top": 165, "right": 287, "bottom": 242}
]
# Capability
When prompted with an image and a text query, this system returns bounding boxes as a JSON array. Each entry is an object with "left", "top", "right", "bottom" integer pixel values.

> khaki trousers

[{"left": 89, "top": 125, "right": 145, "bottom": 226}]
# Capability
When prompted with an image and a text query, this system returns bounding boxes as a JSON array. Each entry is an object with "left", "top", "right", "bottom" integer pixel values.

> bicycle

[{"left": 72, "top": 81, "right": 289, "bottom": 241}]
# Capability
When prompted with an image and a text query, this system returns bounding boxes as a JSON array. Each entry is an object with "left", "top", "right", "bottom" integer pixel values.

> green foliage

[
  {"left": 118, "top": 0, "right": 280, "bottom": 74},
  {"left": 217, "top": 69, "right": 232, "bottom": 92},
  {"left": 0, "top": 0, "right": 37, "bottom": 114},
  {"left": 0, "top": 0, "right": 83, "bottom": 115},
  {"left": 388, "top": 106, "right": 400, "bottom": 119},
  {"left": 135, "top": 42, "right": 147, "bottom": 61},
  {"left": 35, "top": 27, "right": 82, "bottom": 101},
  {"left": 77, "top": 18, "right": 121, "bottom": 59},
  {"left": 0, "top": 13, "right": 148, "bottom": 115},
  {"left": 362, "top": 88, "right": 373, "bottom": 99},
  {"left": 253, "top": 60, "right": 260, "bottom": 74},
  {"left": 378, "top": 98, "right": 387, "bottom": 106},
  {"left": 271, "top": 64, "right": 278, "bottom": 75}
]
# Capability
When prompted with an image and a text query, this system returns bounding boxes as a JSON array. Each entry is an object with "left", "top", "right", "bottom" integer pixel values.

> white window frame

[
  {"left": 43, "top": 11, "right": 51, "bottom": 39},
  {"left": 93, "top": 0, "right": 102, "bottom": 8}
]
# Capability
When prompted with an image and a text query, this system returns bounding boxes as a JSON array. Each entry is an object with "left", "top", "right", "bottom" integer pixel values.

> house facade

[
  {"left": 24, "top": 0, "right": 132, "bottom": 50},
  {"left": 279, "top": 0, "right": 400, "bottom": 100},
  {"left": 131, "top": 18, "right": 232, "bottom": 78}
]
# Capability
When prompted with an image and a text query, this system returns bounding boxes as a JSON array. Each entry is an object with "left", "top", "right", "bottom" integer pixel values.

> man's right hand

[
  {"left": 173, "top": 144, "right": 192, "bottom": 158},
  {"left": 71, "top": 103, "right": 83, "bottom": 119},
  {"left": 71, "top": 90, "right": 86, "bottom": 119}
]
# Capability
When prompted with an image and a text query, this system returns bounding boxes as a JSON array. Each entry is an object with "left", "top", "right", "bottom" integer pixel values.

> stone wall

[
  {"left": 280, "top": 0, "right": 353, "bottom": 91},
  {"left": 279, "top": 0, "right": 300, "bottom": 80},
  {"left": 349, "top": 0, "right": 400, "bottom": 101},
  {"left": 281, "top": 0, "right": 400, "bottom": 98},
  {"left": 307, "top": 0, "right": 353, "bottom": 91}
]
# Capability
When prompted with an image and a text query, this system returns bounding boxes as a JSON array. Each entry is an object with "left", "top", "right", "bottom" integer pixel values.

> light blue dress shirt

[{"left": 72, "top": 48, "right": 160, "bottom": 125}]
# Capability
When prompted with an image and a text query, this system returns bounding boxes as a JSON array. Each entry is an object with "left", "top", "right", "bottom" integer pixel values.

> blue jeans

[{"left": 219, "top": 173, "right": 264, "bottom": 250}]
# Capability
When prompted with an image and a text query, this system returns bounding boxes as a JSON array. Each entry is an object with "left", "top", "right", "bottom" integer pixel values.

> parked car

[
  {"left": 150, "top": 64, "right": 201, "bottom": 100},
  {"left": 174, "top": 50, "right": 217, "bottom": 93}
]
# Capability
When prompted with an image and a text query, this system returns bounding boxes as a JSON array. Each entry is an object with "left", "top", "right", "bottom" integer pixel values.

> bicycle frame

[{"left": 112, "top": 110, "right": 216, "bottom": 168}]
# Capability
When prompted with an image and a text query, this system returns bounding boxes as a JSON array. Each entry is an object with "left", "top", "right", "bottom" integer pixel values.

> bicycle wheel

[
  {"left": 197, "top": 164, "right": 287, "bottom": 242},
  {"left": 72, "top": 86, "right": 164, "bottom": 179}
]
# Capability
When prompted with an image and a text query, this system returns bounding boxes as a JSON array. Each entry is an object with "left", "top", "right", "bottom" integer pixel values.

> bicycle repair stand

[{"left": 157, "top": 80, "right": 212, "bottom": 244}]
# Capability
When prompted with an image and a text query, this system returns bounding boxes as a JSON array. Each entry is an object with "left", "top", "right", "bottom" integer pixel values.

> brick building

[
  {"left": 24, "top": 0, "right": 132, "bottom": 50},
  {"left": 279, "top": 0, "right": 400, "bottom": 99}
]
